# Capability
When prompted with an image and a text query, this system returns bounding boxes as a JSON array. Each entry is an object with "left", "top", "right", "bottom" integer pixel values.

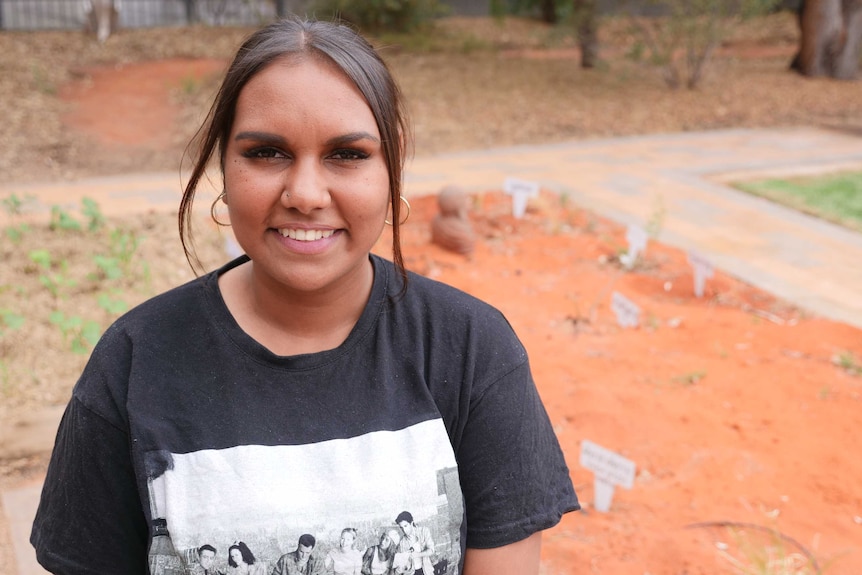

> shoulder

[
  {"left": 377, "top": 255, "right": 518, "bottom": 337},
  {"left": 372, "top": 255, "right": 530, "bottom": 389},
  {"left": 111, "top": 269, "right": 215, "bottom": 337},
  {"left": 69, "top": 264, "right": 225, "bottom": 421}
]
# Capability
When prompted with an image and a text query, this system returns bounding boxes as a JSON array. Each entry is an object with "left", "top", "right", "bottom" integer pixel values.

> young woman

[
  {"left": 362, "top": 530, "right": 399, "bottom": 575},
  {"left": 226, "top": 542, "right": 266, "bottom": 575},
  {"left": 325, "top": 528, "right": 363, "bottom": 575},
  {"left": 31, "top": 17, "right": 578, "bottom": 575}
]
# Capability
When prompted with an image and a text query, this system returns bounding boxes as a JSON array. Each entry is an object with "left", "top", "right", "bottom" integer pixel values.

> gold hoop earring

[
  {"left": 385, "top": 196, "right": 411, "bottom": 226},
  {"left": 210, "top": 191, "right": 231, "bottom": 227}
]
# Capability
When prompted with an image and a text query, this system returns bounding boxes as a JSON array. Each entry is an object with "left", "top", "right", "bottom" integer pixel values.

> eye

[
  {"left": 329, "top": 148, "right": 369, "bottom": 161},
  {"left": 242, "top": 147, "right": 286, "bottom": 159}
]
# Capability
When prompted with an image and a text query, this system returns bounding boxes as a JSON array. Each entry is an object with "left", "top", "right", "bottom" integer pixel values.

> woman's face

[
  {"left": 223, "top": 55, "right": 390, "bottom": 296},
  {"left": 230, "top": 547, "right": 243, "bottom": 565},
  {"left": 340, "top": 530, "right": 355, "bottom": 550}
]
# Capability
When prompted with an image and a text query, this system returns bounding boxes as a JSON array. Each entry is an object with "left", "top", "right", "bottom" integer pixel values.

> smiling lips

[{"left": 278, "top": 228, "right": 335, "bottom": 241}]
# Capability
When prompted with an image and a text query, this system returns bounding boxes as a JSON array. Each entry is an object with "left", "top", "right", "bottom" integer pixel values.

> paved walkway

[{"left": 3, "top": 126, "right": 862, "bottom": 574}]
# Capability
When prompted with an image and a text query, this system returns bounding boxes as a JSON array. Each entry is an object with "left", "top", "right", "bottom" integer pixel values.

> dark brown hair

[{"left": 179, "top": 17, "right": 412, "bottom": 287}]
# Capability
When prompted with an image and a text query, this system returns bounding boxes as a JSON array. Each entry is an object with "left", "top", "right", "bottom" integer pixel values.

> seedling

[
  {"left": 0, "top": 310, "right": 25, "bottom": 333},
  {"left": 5, "top": 223, "right": 30, "bottom": 243},
  {"left": 28, "top": 250, "right": 76, "bottom": 298},
  {"left": 110, "top": 228, "right": 141, "bottom": 268},
  {"left": 49, "top": 311, "right": 101, "bottom": 355},
  {"left": 832, "top": 351, "right": 861, "bottom": 376},
  {"left": 50, "top": 205, "right": 82, "bottom": 231},
  {"left": 672, "top": 370, "right": 707, "bottom": 386},
  {"left": 92, "top": 255, "right": 124, "bottom": 281},
  {"left": 81, "top": 197, "right": 106, "bottom": 232},
  {"left": 97, "top": 292, "right": 128, "bottom": 315},
  {"left": 2, "top": 193, "right": 34, "bottom": 242}
]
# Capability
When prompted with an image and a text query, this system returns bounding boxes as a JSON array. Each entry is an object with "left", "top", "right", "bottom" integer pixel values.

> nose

[{"left": 282, "top": 157, "right": 331, "bottom": 214}]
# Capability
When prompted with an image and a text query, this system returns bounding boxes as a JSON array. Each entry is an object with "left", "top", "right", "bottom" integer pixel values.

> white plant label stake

[
  {"left": 580, "top": 439, "right": 636, "bottom": 513},
  {"left": 611, "top": 291, "right": 640, "bottom": 328},
  {"left": 687, "top": 250, "right": 714, "bottom": 298},
  {"left": 503, "top": 177, "right": 539, "bottom": 219},
  {"left": 620, "top": 224, "right": 648, "bottom": 269}
]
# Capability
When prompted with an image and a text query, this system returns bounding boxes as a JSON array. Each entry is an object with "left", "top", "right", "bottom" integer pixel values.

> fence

[
  {"left": 0, "top": 0, "right": 300, "bottom": 30},
  {"left": 0, "top": 0, "right": 497, "bottom": 31}
]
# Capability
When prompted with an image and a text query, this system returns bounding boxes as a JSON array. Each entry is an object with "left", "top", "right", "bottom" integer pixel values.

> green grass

[{"left": 734, "top": 171, "right": 862, "bottom": 232}]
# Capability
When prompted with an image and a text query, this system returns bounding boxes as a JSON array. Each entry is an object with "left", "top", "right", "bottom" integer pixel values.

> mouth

[{"left": 277, "top": 228, "right": 335, "bottom": 241}]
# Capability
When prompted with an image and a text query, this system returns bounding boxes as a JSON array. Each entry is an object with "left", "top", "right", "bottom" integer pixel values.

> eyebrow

[{"left": 233, "top": 131, "right": 380, "bottom": 146}]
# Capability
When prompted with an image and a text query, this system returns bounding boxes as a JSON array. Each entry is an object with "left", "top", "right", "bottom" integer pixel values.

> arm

[
  {"left": 30, "top": 397, "right": 148, "bottom": 574},
  {"left": 462, "top": 532, "right": 542, "bottom": 575},
  {"left": 410, "top": 526, "right": 434, "bottom": 559}
]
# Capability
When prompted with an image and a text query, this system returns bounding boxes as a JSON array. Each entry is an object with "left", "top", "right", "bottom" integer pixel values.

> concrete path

[{"left": 3, "top": 126, "right": 862, "bottom": 574}]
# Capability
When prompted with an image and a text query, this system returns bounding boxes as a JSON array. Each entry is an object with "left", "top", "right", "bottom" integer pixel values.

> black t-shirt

[{"left": 32, "top": 255, "right": 579, "bottom": 574}]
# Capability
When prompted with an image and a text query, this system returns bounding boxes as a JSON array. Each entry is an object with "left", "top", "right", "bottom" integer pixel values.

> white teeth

[{"left": 278, "top": 228, "right": 334, "bottom": 241}]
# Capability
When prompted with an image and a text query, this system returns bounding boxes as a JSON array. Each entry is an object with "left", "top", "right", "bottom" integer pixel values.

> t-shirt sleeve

[
  {"left": 456, "top": 358, "right": 579, "bottom": 549},
  {"left": 30, "top": 396, "right": 148, "bottom": 574}
]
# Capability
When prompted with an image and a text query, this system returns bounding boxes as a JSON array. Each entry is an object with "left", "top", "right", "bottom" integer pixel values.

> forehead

[{"left": 235, "top": 56, "right": 374, "bottom": 127}]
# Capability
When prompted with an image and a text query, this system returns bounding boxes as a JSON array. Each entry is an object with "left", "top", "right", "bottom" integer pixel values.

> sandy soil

[{"left": 2, "top": 13, "right": 862, "bottom": 575}]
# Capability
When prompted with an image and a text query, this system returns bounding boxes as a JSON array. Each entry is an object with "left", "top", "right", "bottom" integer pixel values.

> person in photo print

[
  {"left": 30, "top": 16, "right": 579, "bottom": 575},
  {"left": 361, "top": 530, "right": 400, "bottom": 575},
  {"left": 324, "top": 528, "right": 363, "bottom": 575},
  {"left": 271, "top": 534, "right": 324, "bottom": 575},
  {"left": 394, "top": 512, "right": 433, "bottom": 575},
  {"left": 191, "top": 544, "right": 226, "bottom": 575},
  {"left": 227, "top": 542, "right": 266, "bottom": 575}
]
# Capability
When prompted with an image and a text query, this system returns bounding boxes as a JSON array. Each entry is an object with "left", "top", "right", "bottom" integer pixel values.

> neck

[{"left": 220, "top": 257, "right": 375, "bottom": 356}]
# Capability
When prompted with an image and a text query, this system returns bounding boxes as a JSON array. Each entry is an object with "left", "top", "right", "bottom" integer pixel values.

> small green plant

[
  {"left": 4, "top": 222, "right": 30, "bottom": 242},
  {"left": 2, "top": 193, "right": 35, "bottom": 242},
  {"left": 88, "top": 228, "right": 142, "bottom": 282},
  {"left": 832, "top": 351, "right": 861, "bottom": 376},
  {"left": 28, "top": 250, "right": 76, "bottom": 298},
  {"left": 110, "top": 228, "right": 141, "bottom": 267},
  {"left": 50, "top": 205, "right": 82, "bottom": 231},
  {"left": 49, "top": 311, "right": 101, "bottom": 355},
  {"left": 672, "top": 370, "right": 706, "bottom": 385},
  {"left": 2, "top": 193, "right": 30, "bottom": 216},
  {"left": 0, "top": 309, "right": 25, "bottom": 333},
  {"left": 178, "top": 74, "right": 201, "bottom": 96},
  {"left": 92, "top": 255, "right": 124, "bottom": 281},
  {"left": 96, "top": 292, "right": 128, "bottom": 315},
  {"left": 81, "top": 197, "right": 106, "bottom": 232}
]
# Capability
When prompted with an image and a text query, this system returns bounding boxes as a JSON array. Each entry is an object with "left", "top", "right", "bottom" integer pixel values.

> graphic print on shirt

[{"left": 146, "top": 418, "right": 464, "bottom": 575}]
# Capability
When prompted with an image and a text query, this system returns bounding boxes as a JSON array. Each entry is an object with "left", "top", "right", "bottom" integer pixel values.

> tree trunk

[
  {"left": 797, "top": 0, "right": 862, "bottom": 79},
  {"left": 573, "top": 0, "right": 598, "bottom": 69},
  {"left": 540, "top": 0, "right": 558, "bottom": 24}
]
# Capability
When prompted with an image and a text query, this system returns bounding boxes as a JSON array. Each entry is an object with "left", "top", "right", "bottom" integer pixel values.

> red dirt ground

[{"left": 58, "top": 59, "right": 862, "bottom": 575}]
